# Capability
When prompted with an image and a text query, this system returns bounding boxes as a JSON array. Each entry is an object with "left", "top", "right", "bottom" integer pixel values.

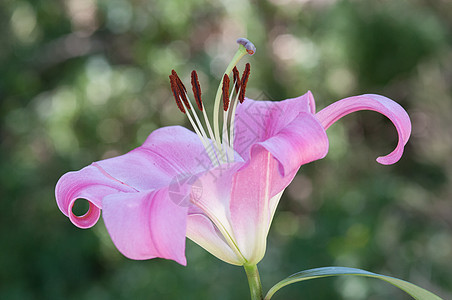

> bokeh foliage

[{"left": 1, "top": 0, "right": 452, "bottom": 299}]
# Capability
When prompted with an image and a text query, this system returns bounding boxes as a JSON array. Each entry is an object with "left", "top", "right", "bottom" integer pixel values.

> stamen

[
  {"left": 191, "top": 70, "right": 203, "bottom": 111},
  {"left": 238, "top": 63, "right": 251, "bottom": 103},
  {"left": 169, "top": 75, "right": 185, "bottom": 113},
  {"left": 236, "top": 38, "right": 256, "bottom": 55},
  {"left": 189, "top": 72, "right": 221, "bottom": 158},
  {"left": 172, "top": 70, "right": 191, "bottom": 109},
  {"left": 232, "top": 66, "right": 240, "bottom": 94},
  {"left": 222, "top": 74, "right": 230, "bottom": 111},
  {"left": 170, "top": 71, "right": 220, "bottom": 166}
]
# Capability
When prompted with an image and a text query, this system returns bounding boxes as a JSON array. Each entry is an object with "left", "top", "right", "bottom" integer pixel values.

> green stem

[{"left": 244, "top": 264, "right": 264, "bottom": 300}]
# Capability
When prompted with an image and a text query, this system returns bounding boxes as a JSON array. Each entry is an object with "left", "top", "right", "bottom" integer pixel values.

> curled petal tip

[
  {"left": 316, "top": 94, "right": 411, "bottom": 166},
  {"left": 68, "top": 201, "right": 101, "bottom": 229},
  {"left": 236, "top": 38, "right": 256, "bottom": 55},
  {"left": 376, "top": 154, "right": 401, "bottom": 165},
  {"left": 55, "top": 164, "right": 135, "bottom": 229},
  {"left": 55, "top": 170, "right": 102, "bottom": 229},
  {"left": 376, "top": 141, "right": 406, "bottom": 165}
]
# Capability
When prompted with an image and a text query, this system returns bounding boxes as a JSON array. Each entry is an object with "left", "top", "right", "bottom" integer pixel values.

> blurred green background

[{"left": 1, "top": 0, "right": 451, "bottom": 299}]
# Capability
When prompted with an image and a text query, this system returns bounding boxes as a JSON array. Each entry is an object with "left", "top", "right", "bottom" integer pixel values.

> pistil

[{"left": 212, "top": 39, "right": 255, "bottom": 148}]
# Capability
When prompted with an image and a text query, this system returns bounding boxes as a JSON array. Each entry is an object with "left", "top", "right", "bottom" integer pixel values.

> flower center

[{"left": 169, "top": 38, "right": 255, "bottom": 167}]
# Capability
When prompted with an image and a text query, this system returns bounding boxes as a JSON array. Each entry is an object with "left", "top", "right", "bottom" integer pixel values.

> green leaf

[{"left": 264, "top": 266, "right": 443, "bottom": 300}]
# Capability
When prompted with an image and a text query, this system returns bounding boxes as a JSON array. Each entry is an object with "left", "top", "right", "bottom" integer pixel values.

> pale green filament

[
  {"left": 200, "top": 104, "right": 221, "bottom": 162},
  {"left": 222, "top": 110, "right": 231, "bottom": 163}
]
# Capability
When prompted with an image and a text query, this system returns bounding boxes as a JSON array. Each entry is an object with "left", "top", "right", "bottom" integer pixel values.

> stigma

[{"left": 169, "top": 38, "right": 255, "bottom": 166}]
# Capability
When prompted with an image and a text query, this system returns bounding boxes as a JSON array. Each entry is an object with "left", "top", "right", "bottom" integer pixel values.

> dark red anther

[
  {"left": 238, "top": 63, "right": 250, "bottom": 103},
  {"left": 222, "top": 74, "right": 230, "bottom": 111},
  {"left": 172, "top": 70, "right": 187, "bottom": 93},
  {"left": 169, "top": 75, "right": 185, "bottom": 113},
  {"left": 191, "top": 70, "right": 203, "bottom": 111},
  {"left": 232, "top": 66, "right": 240, "bottom": 94},
  {"left": 171, "top": 70, "right": 190, "bottom": 109}
]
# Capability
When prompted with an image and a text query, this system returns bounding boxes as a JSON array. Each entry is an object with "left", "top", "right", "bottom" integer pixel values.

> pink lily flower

[{"left": 55, "top": 39, "right": 411, "bottom": 267}]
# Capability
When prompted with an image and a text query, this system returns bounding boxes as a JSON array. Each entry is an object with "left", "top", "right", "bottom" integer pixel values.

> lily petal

[
  {"left": 188, "top": 162, "right": 247, "bottom": 263},
  {"left": 186, "top": 213, "right": 244, "bottom": 265},
  {"left": 315, "top": 94, "right": 411, "bottom": 165},
  {"left": 97, "top": 125, "right": 213, "bottom": 191},
  {"left": 102, "top": 188, "right": 188, "bottom": 265},
  {"left": 230, "top": 147, "right": 294, "bottom": 264},
  {"left": 55, "top": 165, "right": 135, "bottom": 228},
  {"left": 233, "top": 91, "right": 316, "bottom": 160},
  {"left": 234, "top": 92, "right": 329, "bottom": 176},
  {"left": 56, "top": 126, "right": 211, "bottom": 229},
  {"left": 254, "top": 113, "right": 329, "bottom": 176}
]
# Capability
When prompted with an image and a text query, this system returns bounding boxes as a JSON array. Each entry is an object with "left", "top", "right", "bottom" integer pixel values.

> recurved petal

[
  {"left": 56, "top": 125, "right": 212, "bottom": 228},
  {"left": 315, "top": 94, "right": 411, "bottom": 165},
  {"left": 55, "top": 165, "right": 136, "bottom": 228},
  {"left": 102, "top": 188, "right": 188, "bottom": 265}
]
